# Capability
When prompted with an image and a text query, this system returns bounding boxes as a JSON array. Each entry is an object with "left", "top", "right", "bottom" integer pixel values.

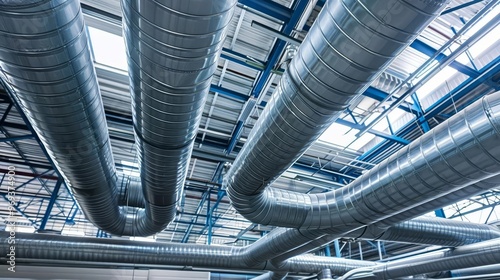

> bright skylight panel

[
  {"left": 319, "top": 123, "right": 357, "bottom": 147},
  {"left": 121, "top": 160, "right": 140, "bottom": 177},
  {"left": 88, "top": 27, "right": 128, "bottom": 71},
  {"left": 349, "top": 133, "right": 376, "bottom": 151},
  {"left": 462, "top": 5, "right": 500, "bottom": 38},
  {"left": 467, "top": 24, "right": 500, "bottom": 58},
  {"left": 416, "top": 66, "right": 458, "bottom": 100}
]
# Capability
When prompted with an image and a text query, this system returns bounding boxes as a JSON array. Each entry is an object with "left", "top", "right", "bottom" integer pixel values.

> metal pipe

[
  {"left": 0, "top": 232, "right": 375, "bottom": 274},
  {"left": 450, "top": 264, "right": 500, "bottom": 278},
  {"left": 225, "top": 0, "right": 453, "bottom": 229},
  {"left": 319, "top": 268, "right": 333, "bottom": 279},
  {"left": 372, "top": 238, "right": 500, "bottom": 279},
  {"left": 120, "top": 0, "right": 236, "bottom": 235},
  {"left": 0, "top": 0, "right": 236, "bottom": 236},
  {"left": 0, "top": 0, "right": 127, "bottom": 234},
  {"left": 231, "top": 89, "right": 500, "bottom": 266},
  {"left": 272, "top": 215, "right": 500, "bottom": 263},
  {"left": 357, "top": 11, "right": 500, "bottom": 138}
]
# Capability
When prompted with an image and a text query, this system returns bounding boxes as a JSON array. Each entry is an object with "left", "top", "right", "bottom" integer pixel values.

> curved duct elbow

[
  {"left": 0, "top": 0, "right": 128, "bottom": 234},
  {"left": 358, "top": 216, "right": 500, "bottom": 247},
  {"left": 0, "top": 0, "right": 235, "bottom": 236},
  {"left": 121, "top": 0, "right": 236, "bottom": 233},
  {"left": 226, "top": 0, "right": 451, "bottom": 228}
]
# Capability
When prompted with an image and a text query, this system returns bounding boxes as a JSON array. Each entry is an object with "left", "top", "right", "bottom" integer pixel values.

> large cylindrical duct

[
  {"left": 5, "top": 233, "right": 499, "bottom": 278},
  {"left": 0, "top": 0, "right": 127, "bottom": 234},
  {"left": 272, "top": 216, "right": 500, "bottom": 263},
  {"left": 0, "top": 232, "right": 374, "bottom": 274},
  {"left": 0, "top": 0, "right": 236, "bottom": 236},
  {"left": 232, "top": 91, "right": 500, "bottom": 266},
  {"left": 372, "top": 238, "right": 500, "bottom": 279},
  {"left": 450, "top": 264, "right": 500, "bottom": 278},
  {"left": 120, "top": 0, "right": 236, "bottom": 235},
  {"left": 273, "top": 175, "right": 500, "bottom": 262},
  {"left": 225, "top": 0, "right": 453, "bottom": 229}
]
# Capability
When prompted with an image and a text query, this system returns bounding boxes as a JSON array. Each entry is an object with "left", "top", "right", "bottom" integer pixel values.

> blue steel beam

[
  {"left": 181, "top": 190, "right": 211, "bottom": 243},
  {"left": 226, "top": 0, "right": 310, "bottom": 154},
  {"left": 0, "top": 134, "right": 34, "bottom": 143},
  {"left": 14, "top": 170, "right": 54, "bottom": 191},
  {"left": 210, "top": 85, "right": 249, "bottom": 103},
  {"left": 221, "top": 48, "right": 265, "bottom": 72},
  {"left": 324, "top": 245, "right": 331, "bottom": 257},
  {"left": 410, "top": 93, "right": 431, "bottom": 133},
  {"left": 197, "top": 190, "right": 227, "bottom": 241},
  {"left": 238, "top": 0, "right": 292, "bottom": 22},
  {"left": 39, "top": 179, "right": 63, "bottom": 230},
  {"left": 441, "top": 0, "right": 485, "bottom": 15},
  {"left": 335, "top": 118, "right": 410, "bottom": 145},
  {"left": 0, "top": 103, "right": 12, "bottom": 126},
  {"left": 410, "top": 39, "right": 480, "bottom": 77},
  {"left": 354, "top": 56, "right": 500, "bottom": 165},
  {"left": 0, "top": 80, "right": 79, "bottom": 213},
  {"left": 363, "top": 87, "right": 416, "bottom": 114}
]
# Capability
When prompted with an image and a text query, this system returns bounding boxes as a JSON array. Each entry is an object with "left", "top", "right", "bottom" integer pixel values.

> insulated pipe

[
  {"left": 236, "top": 91, "right": 500, "bottom": 266},
  {"left": 0, "top": 0, "right": 127, "bottom": 234},
  {"left": 272, "top": 216, "right": 500, "bottom": 263},
  {"left": 450, "top": 264, "right": 500, "bottom": 278},
  {"left": 2, "top": 235, "right": 499, "bottom": 278},
  {"left": 273, "top": 175, "right": 500, "bottom": 262},
  {"left": 0, "top": 0, "right": 236, "bottom": 236},
  {"left": 319, "top": 268, "right": 333, "bottom": 279},
  {"left": 371, "top": 238, "right": 500, "bottom": 279},
  {"left": 228, "top": 83, "right": 500, "bottom": 231},
  {"left": 225, "top": 0, "right": 452, "bottom": 229},
  {"left": 121, "top": 0, "right": 236, "bottom": 234},
  {"left": 0, "top": 232, "right": 375, "bottom": 275}
]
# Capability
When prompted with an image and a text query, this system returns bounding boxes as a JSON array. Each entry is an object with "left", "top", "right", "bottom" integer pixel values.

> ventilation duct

[
  {"left": 225, "top": 0, "right": 454, "bottom": 229},
  {"left": 369, "top": 237, "right": 500, "bottom": 279},
  {"left": 228, "top": 91, "right": 500, "bottom": 267},
  {"left": 0, "top": 0, "right": 235, "bottom": 236},
  {"left": 0, "top": 232, "right": 374, "bottom": 274},
  {"left": 272, "top": 215, "right": 500, "bottom": 263},
  {"left": 449, "top": 264, "right": 500, "bottom": 278},
  {"left": 273, "top": 174, "right": 500, "bottom": 262},
  {"left": 0, "top": 0, "right": 125, "bottom": 234},
  {"left": 121, "top": 0, "right": 236, "bottom": 235}
]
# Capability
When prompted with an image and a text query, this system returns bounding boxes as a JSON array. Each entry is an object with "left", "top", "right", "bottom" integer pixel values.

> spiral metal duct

[
  {"left": 227, "top": 91, "right": 500, "bottom": 267},
  {"left": 273, "top": 174, "right": 500, "bottom": 262},
  {"left": 0, "top": 0, "right": 235, "bottom": 236},
  {"left": 227, "top": 77, "right": 500, "bottom": 230},
  {"left": 0, "top": 232, "right": 374, "bottom": 274},
  {"left": 225, "top": 0, "right": 452, "bottom": 229},
  {"left": 0, "top": 0, "right": 127, "bottom": 234},
  {"left": 371, "top": 238, "right": 500, "bottom": 279},
  {"left": 449, "top": 264, "right": 500, "bottom": 278},
  {"left": 272, "top": 215, "right": 500, "bottom": 263},
  {"left": 121, "top": 0, "right": 236, "bottom": 234},
  {"left": 118, "top": 179, "right": 145, "bottom": 208},
  {"left": 2, "top": 233, "right": 499, "bottom": 277}
]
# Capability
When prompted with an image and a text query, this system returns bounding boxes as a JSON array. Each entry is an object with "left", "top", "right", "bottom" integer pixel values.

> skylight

[
  {"left": 121, "top": 160, "right": 140, "bottom": 177},
  {"left": 319, "top": 122, "right": 376, "bottom": 151},
  {"left": 87, "top": 27, "right": 128, "bottom": 72}
]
